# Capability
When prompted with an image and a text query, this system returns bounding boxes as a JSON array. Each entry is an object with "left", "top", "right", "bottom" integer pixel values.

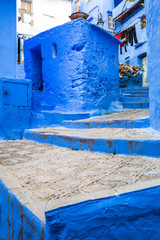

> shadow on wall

[{"left": 30, "top": 45, "right": 43, "bottom": 91}]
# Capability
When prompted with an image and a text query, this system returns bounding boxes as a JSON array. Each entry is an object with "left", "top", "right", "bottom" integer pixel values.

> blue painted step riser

[
  {"left": 122, "top": 102, "right": 149, "bottom": 109},
  {"left": 23, "top": 131, "right": 160, "bottom": 158},
  {"left": 121, "top": 90, "right": 149, "bottom": 94},
  {"left": 121, "top": 94, "right": 149, "bottom": 98},
  {"left": 120, "top": 97, "right": 149, "bottom": 103},
  {"left": 120, "top": 88, "right": 149, "bottom": 92},
  {"left": 63, "top": 119, "right": 150, "bottom": 129}
]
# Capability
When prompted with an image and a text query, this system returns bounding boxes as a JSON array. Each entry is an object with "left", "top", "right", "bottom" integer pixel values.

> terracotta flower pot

[{"left": 69, "top": 12, "right": 89, "bottom": 21}]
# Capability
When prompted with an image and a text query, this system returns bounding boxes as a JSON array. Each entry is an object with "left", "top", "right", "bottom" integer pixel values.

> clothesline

[{"left": 116, "top": 14, "right": 144, "bottom": 34}]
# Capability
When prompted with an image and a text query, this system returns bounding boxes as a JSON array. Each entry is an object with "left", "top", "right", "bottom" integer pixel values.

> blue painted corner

[
  {"left": 24, "top": 18, "right": 121, "bottom": 113},
  {"left": 45, "top": 185, "right": 160, "bottom": 240}
]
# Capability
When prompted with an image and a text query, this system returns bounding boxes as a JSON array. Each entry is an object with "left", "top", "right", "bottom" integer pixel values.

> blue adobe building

[
  {"left": 24, "top": 18, "right": 121, "bottom": 114},
  {"left": 72, "top": 0, "right": 147, "bottom": 86}
]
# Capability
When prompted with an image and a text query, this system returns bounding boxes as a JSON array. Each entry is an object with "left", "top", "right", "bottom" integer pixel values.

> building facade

[
  {"left": 71, "top": 0, "right": 147, "bottom": 86},
  {"left": 113, "top": 0, "right": 147, "bottom": 86},
  {"left": 71, "top": 0, "right": 116, "bottom": 32}
]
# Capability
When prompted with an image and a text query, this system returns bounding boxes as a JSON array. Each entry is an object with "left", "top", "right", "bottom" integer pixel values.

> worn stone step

[
  {"left": 24, "top": 127, "right": 160, "bottom": 158},
  {"left": 120, "top": 96, "right": 149, "bottom": 103},
  {"left": 121, "top": 93, "right": 149, "bottom": 98},
  {"left": 122, "top": 102, "right": 149, "bottom": 109},
  {"left": 120, "top": 87, "right": 149, "bottom": 93},
  {"left": 63, "top": 109, "right": 149, "bottom": 129},
  {"left": 63, "top": 118, "right": 150, "bottom": 129}
]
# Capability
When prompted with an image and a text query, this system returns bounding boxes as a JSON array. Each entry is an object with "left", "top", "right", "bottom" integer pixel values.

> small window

[
  {"left": 141, "top": 16, "right": 146, "bottom": 29},
  {"left": 52, "top": 43, "right": 57, "bottom": 58},
  {"left": 108, "top": 15, "right": 116, "bottom": 30},
  {"left": 21, "top": 0, "right": 32, "bottom": 13}
]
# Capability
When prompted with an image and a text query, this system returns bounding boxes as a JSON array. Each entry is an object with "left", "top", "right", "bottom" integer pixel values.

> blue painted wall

[
  {"left": 0, "top": 77, "right": 32, "bottom": 140},
  {"left": 24, "top": 19, "right": 121, "bottom": 113},
  {"left": 0, "top": 0, "right": 17, "bottom": 78},
  {"left": 46, "top": 186, "right": 160, "bottom": 239},
  {"left": 146, "top": 0, "right": 160, "bottom": 131},
  {"left": 72, "top": 0, "right": 115, "bottom": 31},
  {"left": 113, "top": 1, "right": 147, "bottom": 68},
  {"left": 0, "top": 180, "right": 45, "bottom": 240}
]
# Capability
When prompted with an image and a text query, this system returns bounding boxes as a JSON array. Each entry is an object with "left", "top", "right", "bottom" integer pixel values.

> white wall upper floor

[{"left": 17, "top": 0, "right": 71, "bottom": 36}]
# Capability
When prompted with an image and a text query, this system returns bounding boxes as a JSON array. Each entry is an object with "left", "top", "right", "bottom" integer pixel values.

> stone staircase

[
  {"left": 23, "top": 109, "right": 160, "bottom": 159},
  {"left": 120, "top": 87, "right": 149, "bottom": 109}
]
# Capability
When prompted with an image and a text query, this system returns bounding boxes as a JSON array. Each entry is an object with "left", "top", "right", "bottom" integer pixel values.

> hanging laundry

[
  {"left": 126, "top": 25, "right": 138, "bottom": 46},
  {"left": 115, "top": 32, "right": 127, "bottom": 55}
]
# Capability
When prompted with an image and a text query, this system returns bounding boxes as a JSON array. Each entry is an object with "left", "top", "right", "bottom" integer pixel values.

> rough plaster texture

[
  {"left": 0, "top": 0, "right": 17, "bottom": 77},
  {"left": 46, "top": 186, "right": 160, "bottom": 240},
  {"left": 146, "top": 0, "right": 160, "bottom": 131},
  {"left": 0, "top": 77, "right": 32, "bottom": 140},
  {"left": 24, "top": 19, "right": 121, "bottom": 113}
]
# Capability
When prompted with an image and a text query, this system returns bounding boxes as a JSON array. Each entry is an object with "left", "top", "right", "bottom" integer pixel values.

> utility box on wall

[
  {"left": 0, "top": 78, "right": 32, "bottom": 109},
  {"left": 24, "top": 18, "right": 121, "bottom": 113},
  {"left": 0, "top": 77, "right": 32, "bottom": 139}
]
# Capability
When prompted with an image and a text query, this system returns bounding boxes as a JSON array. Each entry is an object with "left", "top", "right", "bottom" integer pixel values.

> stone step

[
  {"left": 121, "top": 93, "right": 149, "bottom": 98},
  {"left": 120, "top": 87, "right": 149, "bottom": 93},
  {"left": 24, "top": 127, "right": 160, "bottom": 158},
  {"left": 122, "top": 102, "right": 149, "bottom": 109},
  {"left": 63, "top": 118, "right": 150, "bottom": 129},
  {"left": 120, "top": 96, "right": 149, "bottom": 103},
  {"left": 31, "top": 111, "right": 92, "bottom": 128},
  {"left": 63, "top": 109, "right": 149, "bottom": 129}
]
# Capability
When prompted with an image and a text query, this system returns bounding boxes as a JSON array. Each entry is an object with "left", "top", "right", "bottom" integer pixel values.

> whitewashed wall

[{"left": 17, "top": 0, "right": 71, "bottom": 36}]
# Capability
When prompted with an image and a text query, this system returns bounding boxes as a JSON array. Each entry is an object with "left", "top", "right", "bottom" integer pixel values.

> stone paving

[{"left": 1, "top": 140, "right": 160, "bottom": 209}]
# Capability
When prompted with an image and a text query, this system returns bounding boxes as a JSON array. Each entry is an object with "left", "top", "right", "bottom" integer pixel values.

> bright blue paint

[
  {"left": 114, "top": 0, "right": 123, "bottom": 7},
  {"left": 45, "top": 185, "right": 160, "bottom": 239},
  {"left": 0, "top": 0, "right": 17, "bottom": 78},
  {"left": 24, "top": 19, "right": 121, "bottom": 113},
  {"left": 63, "top": 118, "right": 150, "bottom": 129},
  {"left": 24, "top": 130, "right": 160, "bottom": 158},
  {"left": 0, "top": 77, "right": 32, "bottom": 140},
  {"left": 3, "top": 82, "right": 28, "bottom": 107},
  {"left": 119, "top": 74, "right": 142, "bottom": 88},
  {"left": 31, "top": 110, "right": 92, "bottom": 129},
  {"left": 146, "top": 0, "right": 160, "bottom": 131},
  {"left": 0, "top": 179, "right": 45, "bottom": 240},
  {"left": 120, "top": 87, "right": 149, "bottom": 109}
]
